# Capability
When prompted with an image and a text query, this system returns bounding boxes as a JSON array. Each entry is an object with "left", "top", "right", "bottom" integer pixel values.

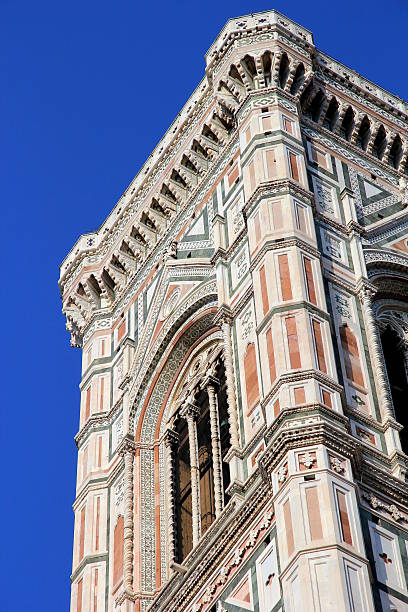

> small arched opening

[
  {"left": 340, "top": 106, "right": 355, "bottom": 141},
  {"left": 290, "top": 62, "right": 305, "bottom": 95},
  {"left": 356, "top": 116, "right": 371, "bottom": 151},
  {"left": 278, "top": 53, "right": 290, "bottom": 89}
]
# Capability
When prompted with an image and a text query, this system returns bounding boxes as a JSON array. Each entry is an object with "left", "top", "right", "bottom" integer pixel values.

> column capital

[
  {"left": 214, "top": 305, "right": 234, "bottom": 326},
  {"left": 163, "top": 427, "right": 179, "bottom": 449},
  {"left": 357, "top": 279, "right": 377, "bottom": 304},
  {"left": 202, "top": 374, "right": 220, "bottom": 390},
  {"left": 180, "top": 401, "right": 200, "bottom": 421},
  {"left": 118, "top": 434, "right": 136, "bottom": 457}
]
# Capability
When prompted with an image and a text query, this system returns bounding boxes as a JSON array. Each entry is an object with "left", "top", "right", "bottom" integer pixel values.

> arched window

[
  {"left": 278, "top": 53, "right": 290, "bottom": 89},
  {"left": 290, "top": 62, "right": 305, "bottom": 95},
  {"left": 371, "top": 125, "right": 387, "bottom": 159},
  {"left": 380, "top": 325, "right": 408, "bottom": 452},
  {"left": 388, "top": 135, "right": 403, "bottom": 170},
  {"left": 169, "top": 343, "right": 231, "bottom": 563},
  {"left": 323, "top": 97, "right": 339, "bottom": 131},
  {"left": 261, "top": 51, "right": 273, "bottom": 86},
  {"left": 309, "top": 90, "right": 325, "bottom": 122},
  {"left": 356, "top": 116, "right": 371, "bottom": 151},
  {"left": 241, "top": 54, "right": 257, "bottom": 89},
  {"left": 340, "top": 107, "right": 355, "bottom": 141}
]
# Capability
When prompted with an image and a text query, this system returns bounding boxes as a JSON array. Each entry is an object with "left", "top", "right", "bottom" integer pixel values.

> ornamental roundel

[{"left": 161, "top": 286, "right": 182, "bottom": 320}]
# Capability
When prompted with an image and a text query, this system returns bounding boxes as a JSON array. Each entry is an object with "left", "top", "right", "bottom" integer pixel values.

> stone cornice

[
  {"left": 260, "top": 404, "right": 361, "bottom": 476},
  {"left": 242, "top": 179, "right": 314, "bottom": 218},
  {"left": 205, "top": 10, "right": 314, "bottom": 71},
  {"left": 60, "top": 10, "right": 407, "bottom": 333},
  {"left": 229, "top": 285, "right": 254, "bottom": 319},
  {"left": 359, "top": 486, "right": 408, "bottom": 527},
  {"left": 360, "top": 461, "right": 408, "bottom": 506},
  {"left": 322, "top": 270, "right": 358, "bottom": 294},
  {"left": 75, "top": 397, "right": 124, "bottom": 448},
  {"left": 261, "top": 373, "right": 343, "bottom": 411},
  {"left": 364, "top": 209, "right": 408, "bottom": 244},
  {"left": 344, "top": 406, "right": 403, "bottom": 434},
  {"left": 71, "top": 552, "right": 108, "bottom": 584},
  {"left": 250, "top": 236, "right": 321, "bottom": 272}
]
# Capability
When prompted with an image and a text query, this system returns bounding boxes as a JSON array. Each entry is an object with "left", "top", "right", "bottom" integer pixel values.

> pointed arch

[
  {"left": 308, "top": 89, "right": 326, "bottom": 122},
  {"left": 290, "top": 62, "right": 305, "bottom": 95},
  {"left": 299, "top": 79, "right": 315, "bottom": 111},
  {"left": 371, "top": 124, "right": 387, "bottom": 159},
  {"left": 323, "top": 96, "right": 339, "bottom": 131},
  {"left": 261, "top": 50, "right": 273, "bottom": 86},
  {"left": 278, "top": 53, "right": 290, "bottom": 89},
  {"left": 388, "top": 135, "right": 403, "bottom": 169},
  {"left": 356, "top": 115, "right": 371, "bottom": 151},
  {"left": 340, "top": 106, "right": 355, "bottom": 141},
  {"left": 241, "top": 54, "right": 257, "bottom": 87}
]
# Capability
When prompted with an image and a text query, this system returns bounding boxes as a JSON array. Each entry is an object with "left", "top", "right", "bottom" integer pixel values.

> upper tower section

[{"left": 59, "top": 9, "right": 408, "bottom": 348}]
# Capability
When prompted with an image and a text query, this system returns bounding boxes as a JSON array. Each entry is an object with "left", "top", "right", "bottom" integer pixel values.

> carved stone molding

[
  {"left": 260, "top": 406, "right": 361, "bottom": 480},
  {"left": 118, "top": 434, "right": 137, "bottom": 458},
  {"left": 362, "top": 491, "right": 408, "bottom": 523}
]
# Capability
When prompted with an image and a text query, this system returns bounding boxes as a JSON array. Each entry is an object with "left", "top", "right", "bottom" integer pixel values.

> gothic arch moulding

[
  {"left": 128, "top": 281, "right": 221, "bottom": 594},
  {"left": 128, "top": 278, "right": 217, "bottom": 435}
]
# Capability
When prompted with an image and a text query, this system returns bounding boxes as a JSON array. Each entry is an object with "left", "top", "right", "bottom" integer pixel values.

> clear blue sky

[{"left": 1, "top": 1, "right": 407, "bottom": 610}]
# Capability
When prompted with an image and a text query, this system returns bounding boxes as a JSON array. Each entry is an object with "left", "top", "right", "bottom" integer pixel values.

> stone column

[
  {"left": 119, "top": 435, "right": 136, "bottom": 596},
  {"left": 358, "top": 284, "right": 394, "bottom": 420},
  {"left": 221, "top": 318, "right": 240, "bottom": 448},
  {"left": 163, "top": 428, "right": 179, "bottom": 569},
  {"left": 206, "top": 379, "right": 224, "bottom": 518},
  {"left": 181, "top": 402, "right": 201, "bottom": 546}
]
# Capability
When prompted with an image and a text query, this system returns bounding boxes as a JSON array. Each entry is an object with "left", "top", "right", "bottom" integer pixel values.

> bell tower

[{"left": 60, "top": 10, "right": 408, "bottom": 612}]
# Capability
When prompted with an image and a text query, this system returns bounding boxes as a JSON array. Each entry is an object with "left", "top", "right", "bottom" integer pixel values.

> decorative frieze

[{"left": 362, "top": 492, "right": 407, "bottom": 523}]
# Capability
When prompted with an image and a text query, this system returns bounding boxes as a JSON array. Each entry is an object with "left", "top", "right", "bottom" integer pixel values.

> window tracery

[{"left": 164, "top": 341, "right": 232, "bottom": 564}]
